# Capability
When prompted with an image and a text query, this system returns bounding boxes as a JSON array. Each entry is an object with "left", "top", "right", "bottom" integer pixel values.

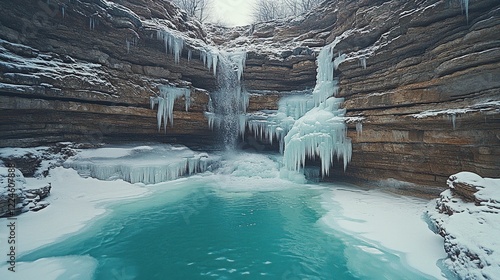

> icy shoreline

[
  {"left": 0, "top": 146, "right": 458, "bottom": 279},
  {"left": 319, "top": 185, "right": 448, "bottom": 279},
  {"left": 427, "top": 172, "right": 500, "bottom": 279}
]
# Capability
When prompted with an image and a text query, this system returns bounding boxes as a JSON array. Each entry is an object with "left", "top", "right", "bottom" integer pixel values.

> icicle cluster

[
  {"left": 156, "top": 28, "right": 223, "bottom": 76},
  {"left": 64, "top": 146, "right": 213, "bottom": 184},
  {"left": 150, "top": 85, "right": 190, "bottom": 132},
  {"left": 244, "top": 94, "right": 314, "bottom": 151},
  {"left": 282, "top": 40, "right": 352, "bottom": 176},
  {"left": 283, "top": 98, "right": 352, "bottom": 175},
  {"left": 157, "top": 29, "right": 184, "bottom": 64}
]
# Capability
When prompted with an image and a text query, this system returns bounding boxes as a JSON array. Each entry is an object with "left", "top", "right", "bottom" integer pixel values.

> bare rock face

[{"left": 0, "top": 0, "right": 499, "bottom": 189}]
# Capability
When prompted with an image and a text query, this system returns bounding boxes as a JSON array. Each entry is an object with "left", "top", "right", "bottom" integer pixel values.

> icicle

[
  {"left": 61, "top": 5, "right": 65, "bottom": 18},
  {"left": 228, "top": 50, "right": 247, "bottom": 81},
  {"left": 187, "top": 49, "right": 192, "bottom": 62},
  {"left": 184, "top": 90, "right": 190, "bottom": 111},
  {"left": 150, "top": 85, "right": 191, "bottom": 132},
  {"left": 462, "top": 0, "right": 469, "bottom": 23},
  {"left": 356, "top": 122, "right": 363, "bottom": 137},
  {"left": 360, "top": 56, "right": 367, "bottom": 69},
  {"left": 156, "top": 29, "right": 184, "bottom": 64},
  {"left": 89, "top": 16, "right": 94, "bottom": 30},
  {"left": 212, "top": 52, "right": 218, "bottom": 76},
  {"left": 451, "top": 113, "right": 457, "bottom": 129},
  {"left": 239, "top": 115, "right": 247, "bottom": 139}
]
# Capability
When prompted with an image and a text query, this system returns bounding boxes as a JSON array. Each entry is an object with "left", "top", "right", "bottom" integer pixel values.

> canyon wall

[{"left": 0, "top": 0, "right": 499, "bottom": 189}]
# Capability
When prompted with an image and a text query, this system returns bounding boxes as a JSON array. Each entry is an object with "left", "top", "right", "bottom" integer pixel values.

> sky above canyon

[{"left": 211, "top": 0, "right": 256, "bottom": 26}]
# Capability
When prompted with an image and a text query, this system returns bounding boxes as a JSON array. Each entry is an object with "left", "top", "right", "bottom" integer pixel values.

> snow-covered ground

[
  {"left": 319, "top": 186, "right": 448, "bottom": 279},
  {"left": 0, "top": 166, "right": 149, "bottom": 279}
]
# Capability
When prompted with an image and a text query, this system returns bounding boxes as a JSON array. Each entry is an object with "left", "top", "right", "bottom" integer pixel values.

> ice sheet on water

[
  {"left": 319, "top": 186, "right": 447, "bottom": 279},
  {"left": 0, "top": 255, "right": 97, "bottom": 280},
  {"left": 64, "top": 144, "right": 215, "bottom": 184}
]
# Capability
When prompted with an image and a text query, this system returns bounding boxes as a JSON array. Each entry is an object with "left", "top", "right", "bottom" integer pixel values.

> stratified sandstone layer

[{"left": 1, "top": 0, "right": 499, "bottom": 189}]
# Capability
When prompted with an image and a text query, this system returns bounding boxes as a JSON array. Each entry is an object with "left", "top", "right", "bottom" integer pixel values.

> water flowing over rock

[{"left": 0, "top": 0, "right": 499, "bottom": 189}]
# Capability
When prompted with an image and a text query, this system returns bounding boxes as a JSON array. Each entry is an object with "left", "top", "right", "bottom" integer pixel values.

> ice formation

[
  {"left": 461, "top": 0, "right": 469, "bottom": 22},
  {"left": 283, "top": 98, "right": 352, "bottom": 175},
  {"left": 282, "top": 40, "right": 352, "bottom": 175},
  {"left": 64, "top": 145, "right": 215, "bottom": 184},
  {"left": 150, "top": 85, "right": 190, "bottom": 132},
  {"left": 157, "top": 29, "right": 184, "bottom": 64},
  {"left": 244, "top": 93, "right": 314, "bottom": 151}
]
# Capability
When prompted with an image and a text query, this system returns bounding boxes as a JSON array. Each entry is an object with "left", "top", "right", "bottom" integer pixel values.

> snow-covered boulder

[
  {"left": 427, "top": 172, "right": 500, "bottom": 279},
  {"left": 0, "top": 166, "right": 26, "bottom": 217}
]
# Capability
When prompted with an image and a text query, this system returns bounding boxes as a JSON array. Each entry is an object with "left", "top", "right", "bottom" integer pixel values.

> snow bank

[
  {"left": 0, "top": 256, "right": 97, "bottom": 280},
  {"left": 319, "top": 186, "right": 447, "bottom": 279},
  {"left": 0, "top": 166, "right": 148, "bottom": 280},
  {"left": 428, "top": 172, "right": 500, "bottom": 279}
]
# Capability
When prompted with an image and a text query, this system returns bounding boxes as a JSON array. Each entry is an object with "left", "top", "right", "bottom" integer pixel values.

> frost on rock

[
  {"left": 150, "top": 85, "right": 190, "bottom": 132},
  {"left": 427, "top": 172, "right": 500, "bottom": 280},
  {"left": 412, "top": 101, "right": 500, "bottom": 129},
  {"left": 282, "top": 39, "right": 352, "bottom": 176},
  {"left": 64, "top": 145, "right": 216, "bottom": 184}
]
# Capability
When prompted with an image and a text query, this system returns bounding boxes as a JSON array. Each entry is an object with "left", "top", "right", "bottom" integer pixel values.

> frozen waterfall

[{"left": 282, "top": 41, "right": 352, "bottom": 175}]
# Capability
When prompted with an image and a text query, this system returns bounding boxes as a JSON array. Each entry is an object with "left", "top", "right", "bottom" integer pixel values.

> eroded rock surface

[{"left": 0, "top": 0, "right": 499, "bottom": 188}]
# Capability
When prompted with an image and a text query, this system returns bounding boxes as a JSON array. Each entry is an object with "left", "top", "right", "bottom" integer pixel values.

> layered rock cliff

[{"left": 1, "top": 0, "right": 499, "bottom": 189}]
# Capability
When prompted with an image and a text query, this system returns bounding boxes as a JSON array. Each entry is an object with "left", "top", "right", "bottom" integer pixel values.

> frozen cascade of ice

[
  {"left": 283, "top": 98, "right": 352, "bottom": 175},
  {"left": 244, "top": 93, "right": 314, "bottom": 151},
  {"left": 150, "top": 85, "right": 190, "bottom": 132},
  {"left": 63, "top": 145, "right": 216, "bottom": 184},
  {"left": 282, "top": 40, "right": 352, "bottom": 176},
  {"left": 204, "top": 49, "right": 248, "bottom": 149}
]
